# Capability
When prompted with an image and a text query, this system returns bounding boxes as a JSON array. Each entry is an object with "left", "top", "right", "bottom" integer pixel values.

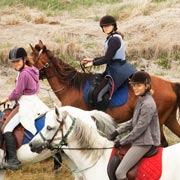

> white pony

[
  {"left": 0, "top": 106, "right": 116, "bottom": 180},
  {"left": 29, "top": 106, "right": 180, "bottom": 180}
]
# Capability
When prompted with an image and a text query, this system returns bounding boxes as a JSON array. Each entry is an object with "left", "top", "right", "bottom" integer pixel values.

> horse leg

[
  {"left": 160, "top": 126, "right": 168, "bottom": 147},
  {"left": 53, "top": 152, "right": 62, "bottom": 173},
  {"left": 164, "top": 108, "right": 180, "bottom": 139}
]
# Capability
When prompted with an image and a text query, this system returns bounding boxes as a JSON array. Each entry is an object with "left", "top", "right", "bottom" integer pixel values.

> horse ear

[
  {"left": 55, "top": 105, "right": 68, "bottom": 121},
  {"left": 29, "top": 44, "right": 36, "bottom": 53},
  {"left": 39, "top": 40, "right": 44, "bottom": 49},
  {"left": 55, "top": 105, "right": 60, "bottom": 118}
]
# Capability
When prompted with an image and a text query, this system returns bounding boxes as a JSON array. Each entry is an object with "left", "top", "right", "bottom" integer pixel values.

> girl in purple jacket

[{"left": 0, "top": 47, "right": 49, "bottom": 170}]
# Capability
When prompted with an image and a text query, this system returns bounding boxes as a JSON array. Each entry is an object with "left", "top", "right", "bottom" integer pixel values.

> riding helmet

[
  {"left": 9, "top": 47, "right": 27, "bottom": 62},
  {"left": 99, "top": 15, "right": 117, "bottom": 31},
  {"left": 130, "top": 71, "right": 151, "bottom": 86}
]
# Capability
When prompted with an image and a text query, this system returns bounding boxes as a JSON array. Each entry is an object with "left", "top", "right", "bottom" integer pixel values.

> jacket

[
  {"left": 116, "top": 93, "right": 161, "bottom": 146},
  {"left": 93, "top": 33, "right": 136, "bottom": 91}
]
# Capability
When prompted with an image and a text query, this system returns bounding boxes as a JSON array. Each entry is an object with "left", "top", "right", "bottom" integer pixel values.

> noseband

[{"left": 33, "top": 49, "right": 55, "bottom": 80}]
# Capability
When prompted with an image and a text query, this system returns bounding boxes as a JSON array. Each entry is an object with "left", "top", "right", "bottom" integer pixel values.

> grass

[
  {"left": 5, "top": 158, "right": 73, "bottom": 180},
  {"left": 0, "top": 0, "right": 121, "bottom": 11},
  {"left": 0, "top": 0, "right": 179, "bottom": 66}
]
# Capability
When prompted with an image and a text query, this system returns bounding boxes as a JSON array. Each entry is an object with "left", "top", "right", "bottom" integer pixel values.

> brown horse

[{"left": 30, "top": 40, "right": 180, "bottom": 147}]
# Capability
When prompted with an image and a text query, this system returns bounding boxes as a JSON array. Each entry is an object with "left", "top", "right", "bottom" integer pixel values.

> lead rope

[{"left": 71, "top": 149, "right": 104, "bottom": 174}]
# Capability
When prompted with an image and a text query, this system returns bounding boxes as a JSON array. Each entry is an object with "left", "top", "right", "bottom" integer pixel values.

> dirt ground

[{"left": 0, "top": 1, "right": 180, "bottom": 179}]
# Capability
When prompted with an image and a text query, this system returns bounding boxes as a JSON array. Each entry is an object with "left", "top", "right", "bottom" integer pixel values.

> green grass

[{"left": 0, "top": 0, "right": 121, "bottom": 11}]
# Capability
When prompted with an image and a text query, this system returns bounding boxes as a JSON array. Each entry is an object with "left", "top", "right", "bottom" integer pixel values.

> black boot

[
  {"left": 3, "top": 132, "right": 21, "bottom": 170},
  {"left": 53, "top": 152, "right": 62, "bottom": 173}
]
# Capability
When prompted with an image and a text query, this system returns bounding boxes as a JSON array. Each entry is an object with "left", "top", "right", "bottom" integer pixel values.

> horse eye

[{"left": 47, "top": 125, "right": 53, "bottom": 131}]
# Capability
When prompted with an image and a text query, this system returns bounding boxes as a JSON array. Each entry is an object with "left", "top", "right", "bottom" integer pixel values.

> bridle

[
  {"left": 38, "top": 116, "right": 76, "bottom": 151},
  {"left": 33, "top": 49, "right": 56, "bottom": 80},
  {"left": 32, "top": 47, "right": 77, "bottom": 93},
  {"left": 37, "top": 116, "right": 107, "bottom": 173},
  {"left": 33, "top": 48, "right": 66, "bottom": 93}
]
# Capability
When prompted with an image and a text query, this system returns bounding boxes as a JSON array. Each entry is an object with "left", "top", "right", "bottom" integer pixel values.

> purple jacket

[{"left": 9, "top": 66, "right": 40, "bottom": 101}]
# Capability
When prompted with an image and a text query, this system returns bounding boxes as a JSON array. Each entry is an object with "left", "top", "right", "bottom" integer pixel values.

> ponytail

[{"left": 117, "top": 31, "right": 125, "bottom": 39}]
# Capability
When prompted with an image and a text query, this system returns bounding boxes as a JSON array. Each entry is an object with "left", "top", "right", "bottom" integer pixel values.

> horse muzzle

[{"left": 29, "top": 141, "right": 48, "bottom": 154}]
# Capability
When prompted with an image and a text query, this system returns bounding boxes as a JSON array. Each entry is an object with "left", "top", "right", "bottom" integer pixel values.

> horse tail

[{"left": 173, "top": 83, "right": 180, "bottom": 111}]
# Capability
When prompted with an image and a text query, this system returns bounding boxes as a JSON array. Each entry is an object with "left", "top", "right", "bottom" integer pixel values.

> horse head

[
  {"left": 29, "top": 106, "right": 65, "bottom": 153},
  {"left": 29, "top": 106, "right": 115, "bottom": 154},
  {"left": 30, "top": 40, "right": 55, "bottom": 79}
]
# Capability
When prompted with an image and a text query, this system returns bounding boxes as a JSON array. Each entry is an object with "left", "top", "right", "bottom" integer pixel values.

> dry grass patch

[
  {"left": 33, "top": 16, "right": 48, "bottom": 24},
  {"left": 5, "top": 158, "right": 73, "bottom": 180}
]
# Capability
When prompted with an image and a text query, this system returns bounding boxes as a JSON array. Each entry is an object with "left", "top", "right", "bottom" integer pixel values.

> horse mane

[
  {"left": 67, "top": 110, "right": 115, "bottom": 161},
  {"left": 46, "top": 49, "right": 93, "bottom": 90}
]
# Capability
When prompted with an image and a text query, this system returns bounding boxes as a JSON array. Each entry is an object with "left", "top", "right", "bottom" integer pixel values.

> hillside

[{"left": 0, "top": 0, "right": 180, "bottom": 179}]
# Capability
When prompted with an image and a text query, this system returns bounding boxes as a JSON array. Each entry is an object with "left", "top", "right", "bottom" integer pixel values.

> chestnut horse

[{"left": 30, "top": 40, "right": 180, "bottom": 146}]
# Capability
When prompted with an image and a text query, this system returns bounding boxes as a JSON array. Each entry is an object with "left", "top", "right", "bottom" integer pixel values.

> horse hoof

[{"left": 53, "top": 166, "right": 62, "bottom": 174}]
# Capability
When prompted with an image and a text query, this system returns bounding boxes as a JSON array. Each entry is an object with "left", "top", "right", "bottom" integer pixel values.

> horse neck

[
  {"left": 64, "top": 117, "right": 113, "bottom": 165},
  {"left": 64, "top": 139, "right": 112, "bottom": 176},
  {"left": 45, "top": 57, "right": 92, "bottom": 107}
]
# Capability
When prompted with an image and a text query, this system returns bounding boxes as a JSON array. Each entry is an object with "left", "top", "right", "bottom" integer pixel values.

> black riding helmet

[
  {"left": 130, "top": 71, "right": 152, "bottom": 89},
  {"left": 9, "top": 47, "right": 27, "bottom": 62},
  {"left": 99, "top": 15, "right": 117, "bottom": 31}
]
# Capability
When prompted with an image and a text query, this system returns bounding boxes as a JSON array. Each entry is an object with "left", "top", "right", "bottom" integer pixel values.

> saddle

[
  {"left": 110, "top": 144, "right": 158, "bottom": 180},
  {"left": 0, "top": 107, "right": 26, "bottom": 149},
  {"left": 108, "top": 144, "right": 158, "bottom": 180},
  {"left": 0, "top": 106, "right": 40, "bottom": 149},
  {"left": 85, "top": 74, "right": 129, "bottom": 111},
  {"left": 88, "top": 74, "right": 112, "bottom": 110}
]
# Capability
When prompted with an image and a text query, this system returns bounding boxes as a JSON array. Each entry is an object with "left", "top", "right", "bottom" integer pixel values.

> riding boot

[
  {"left": 53, "top": 152, "right": 62, "bottom": 173},
  {"left": 3, "top": 132, "right": 21, "bottom": 170}
]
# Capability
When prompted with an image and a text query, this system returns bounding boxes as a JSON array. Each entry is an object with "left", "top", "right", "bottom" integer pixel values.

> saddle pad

[
  {"left": 136, "top": 147, "right": 163, "bottom": 180},
  {"left": 83, "top": 81, "right": 128, "bottom": 107},
  {"left": 22, "top": 114, "right": 46, "bottom": 144}
]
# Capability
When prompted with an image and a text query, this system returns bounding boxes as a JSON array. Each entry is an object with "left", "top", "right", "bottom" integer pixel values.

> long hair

[
  {"left": 26, "top": 56, "right": 35, "bottom": 67},
  {"left": 116, "top": 31, "right": 125, "bottom": 39}
]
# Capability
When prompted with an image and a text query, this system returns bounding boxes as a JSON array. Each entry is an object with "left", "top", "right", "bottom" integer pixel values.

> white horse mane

[{"left": 59, "top": 107, "right": 115, "bottom": 162}]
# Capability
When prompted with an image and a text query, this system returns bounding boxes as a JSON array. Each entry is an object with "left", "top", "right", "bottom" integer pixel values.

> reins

[{"left": 38, "top": 116, "right": 114, "bottom": 151}]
